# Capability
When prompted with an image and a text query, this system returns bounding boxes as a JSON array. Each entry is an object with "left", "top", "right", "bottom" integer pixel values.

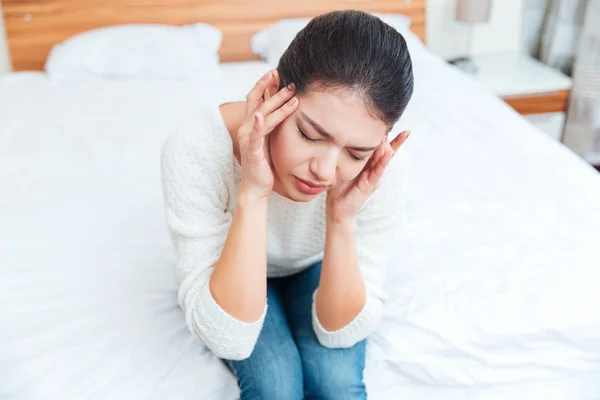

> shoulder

[
  {"left": 162, "top": 107, "right": 233, "bottom": 162},
  {"left": 161, "top": 107, "right": 235, "bottom": 179},
  {"left": 160, "top": 107, "right": 237, "bottom": 206}
]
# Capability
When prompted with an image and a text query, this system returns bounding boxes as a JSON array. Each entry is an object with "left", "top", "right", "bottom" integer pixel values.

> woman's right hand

[{"left": 238, "top": 70, "right": 299, "bottom": 201}]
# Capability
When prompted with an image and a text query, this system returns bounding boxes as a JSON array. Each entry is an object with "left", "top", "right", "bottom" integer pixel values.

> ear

[{"left": 263, "top": 69, "right": 281, "bottom": 100}]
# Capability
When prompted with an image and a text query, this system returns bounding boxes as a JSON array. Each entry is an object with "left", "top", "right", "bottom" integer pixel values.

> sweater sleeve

[
  {"left": 160, "top": 116, "right": 266, "bottom": 360},
  {"left": 311, "top": 148, "right": 409, "bottom": 348}
]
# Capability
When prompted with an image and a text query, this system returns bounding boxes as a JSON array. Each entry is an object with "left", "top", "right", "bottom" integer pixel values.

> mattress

[{"left": 1, "top": 51, "right": 600, "bottom": 399}]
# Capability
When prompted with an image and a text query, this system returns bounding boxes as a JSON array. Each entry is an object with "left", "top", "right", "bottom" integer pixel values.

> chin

[{"left": 290, "top": 189, "right": 320, "bottom": 202}]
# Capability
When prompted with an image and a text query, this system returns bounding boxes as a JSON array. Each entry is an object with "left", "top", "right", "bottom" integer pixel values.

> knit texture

[{"left": 160, "top": 106, "right": 407, "bottom": 360}]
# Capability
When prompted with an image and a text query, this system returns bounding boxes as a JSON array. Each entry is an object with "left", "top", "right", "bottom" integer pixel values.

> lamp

[{"left": 448, "top": 0, "right": 493, "bottom": 74}]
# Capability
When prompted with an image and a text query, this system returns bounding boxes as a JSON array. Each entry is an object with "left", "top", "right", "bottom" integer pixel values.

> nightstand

[{"left": 468, "top": 52, "right": 573, "bottom": 141}]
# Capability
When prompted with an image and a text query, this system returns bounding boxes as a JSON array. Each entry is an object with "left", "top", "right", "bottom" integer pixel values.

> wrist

[
  {"left": 238, "top": 186, "right": 270, "bottom": 208},
  {"left": 326, "top": 215, "right": 357, "bottom": 235}
]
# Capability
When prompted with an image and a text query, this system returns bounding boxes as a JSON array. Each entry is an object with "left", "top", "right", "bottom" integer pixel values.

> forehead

[{"left": 296, "top": 88, "right": 388, "bottom": 144}]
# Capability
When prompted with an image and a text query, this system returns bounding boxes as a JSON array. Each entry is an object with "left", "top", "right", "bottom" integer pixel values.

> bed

[{"left": 2, "top": 0, "right": 600, "bottom": 399}]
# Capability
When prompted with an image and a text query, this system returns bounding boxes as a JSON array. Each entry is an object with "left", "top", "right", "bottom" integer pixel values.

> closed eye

[
  {"left": 348, "top": 151, "right": 368, "bottom": 161},
  {"left": 299, "top": 124, "right": 370, "bottom": 161},
  {"left": 298, "top": 127, "right": 317, "bottom": 142}
]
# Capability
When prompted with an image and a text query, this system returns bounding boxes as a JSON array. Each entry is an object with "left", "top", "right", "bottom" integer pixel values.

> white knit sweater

[{"left": 160, "top": 107, "right": 407, "bottom": 360}]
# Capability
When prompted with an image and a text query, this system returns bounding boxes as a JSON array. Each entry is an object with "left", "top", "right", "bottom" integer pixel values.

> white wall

[
  {"left": 0, "top": 2, "right": 11, "bottom": 75},
  {"left": 427, "top": 0, "right": 524, "bottom": 59}
]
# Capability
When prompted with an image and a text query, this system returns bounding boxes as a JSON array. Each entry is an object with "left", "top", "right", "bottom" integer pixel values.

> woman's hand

[
  {"left": 238, "top": 70, "right": 299, "bottom": 201},
  {"left": 326, "top": 131, "right": 410, "bottom": 225}
]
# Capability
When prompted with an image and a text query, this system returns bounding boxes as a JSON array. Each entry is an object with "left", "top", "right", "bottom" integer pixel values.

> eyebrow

[{"left": 300, "top": 112, "right": 379, "bottom": 152}]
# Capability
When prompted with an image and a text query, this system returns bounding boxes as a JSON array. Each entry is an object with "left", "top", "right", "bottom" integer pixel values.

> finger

[
  {"left": 263, "top": 96, "right": 299, "bottom": 133},
  {"left": 352, "top": 168, "right": 372, "bottom": 195},
  {"left": 367, "top": 135, "right": 387, "bottom": 170},
  {"left": 248, "top": 112, "right": 265, "bottom": 155},
  {"left": 245, "top": 70, "right": 274, "bottom": 115},
  {"left": 257, "top": 83, "right": 296, "bottom": 117},
  {"left": 368, "top": 149, "right": 394, "bottom": 185},
  {"left": 390, "top": 130, "right": 410, "bottom": 152},
  {"left": 377, "top": 134, "right": 388, "bottom": 159}
]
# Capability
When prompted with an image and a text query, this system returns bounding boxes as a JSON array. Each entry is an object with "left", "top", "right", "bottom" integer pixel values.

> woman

[{"left": 161, "top": 10, "right": 413, "bottom": 400}]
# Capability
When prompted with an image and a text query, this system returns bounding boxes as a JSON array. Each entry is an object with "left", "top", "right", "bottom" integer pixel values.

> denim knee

[
  {"left": 304, "top": 360, "right": 366, "bottom": 400},
  {"left": 226, "top": 351, "right": 304, "bottom": 400},
  {"left": 302, "top": 340, "right": 367, "bottom": 400}
]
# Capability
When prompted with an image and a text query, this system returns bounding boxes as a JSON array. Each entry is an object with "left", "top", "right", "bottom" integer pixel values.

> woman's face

[{"left": 268, "top": 86, "right": 389, "bottom": 202}]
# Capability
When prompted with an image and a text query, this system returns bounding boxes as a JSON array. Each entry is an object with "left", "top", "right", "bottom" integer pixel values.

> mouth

[{"left": 294, "top": 176, "right": 328, "bottom": 195}]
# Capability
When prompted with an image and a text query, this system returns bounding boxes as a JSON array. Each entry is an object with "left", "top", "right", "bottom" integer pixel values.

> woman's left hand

[{"left": 326, "top": 130, "right": 410, "bottom": 225}]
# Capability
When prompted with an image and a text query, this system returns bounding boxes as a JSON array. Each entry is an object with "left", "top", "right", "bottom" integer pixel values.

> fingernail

[
  {"left": 289, "top": 97, "right": 298, "bottom": 106},
  {"left": 262, "top": 71, "right": 272, "bottom": 81},
  {"left": 406, "top": 131, "right": 411, "bottom": 138},
  {"left": 287, "top": 82, "right": 295, "bottom": 91}
]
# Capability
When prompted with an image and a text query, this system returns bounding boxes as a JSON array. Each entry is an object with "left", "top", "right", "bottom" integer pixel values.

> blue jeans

[{"left": 223, "top": 261, "right": 367, "bottom": 400}]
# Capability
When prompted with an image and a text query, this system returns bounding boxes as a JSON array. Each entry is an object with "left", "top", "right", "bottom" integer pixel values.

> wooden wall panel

[{"left": 3, "top": 0, "right": 427, "bottom": 71}]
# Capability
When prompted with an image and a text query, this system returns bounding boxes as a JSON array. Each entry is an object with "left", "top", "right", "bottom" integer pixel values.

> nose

[{"left": 309, "top": 149, "right": 338, "bottom": 184}]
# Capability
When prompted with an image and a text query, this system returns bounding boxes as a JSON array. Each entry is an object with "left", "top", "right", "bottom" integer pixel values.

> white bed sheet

[{"left": 1, "top": 52, "right": 600, "bottom": 399}]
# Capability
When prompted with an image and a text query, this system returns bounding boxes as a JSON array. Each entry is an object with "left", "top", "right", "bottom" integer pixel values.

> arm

[
  {"left": 209, "top": 193, "right": 268, "bottom": 323},
  {"left": 211, "top": 73, "right": 298, "bottom": 325},
  {"left": 316, "top": 218, "right": 365, "bottom": 332},
  {"left": 161, "top": 122, "right": 266, "bottom": 360},
  {"left": 162, "top": 71, "right": 298, "bottom": 360},
  {"left": 313, "top": 132, "right": 410, "bottom": 348}
]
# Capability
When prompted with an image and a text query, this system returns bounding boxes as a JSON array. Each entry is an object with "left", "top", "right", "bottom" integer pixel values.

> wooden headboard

[{"left": 3, "top": 0, "right": 427, "bottom": 72}]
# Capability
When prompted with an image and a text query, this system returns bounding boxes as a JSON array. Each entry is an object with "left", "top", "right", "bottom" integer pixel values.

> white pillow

[
  {"left": 45, "top": 23, "right": 223, "bottom": 83},
  {"left": 251, "top": 13, "right": 413, "bottom": 65}
]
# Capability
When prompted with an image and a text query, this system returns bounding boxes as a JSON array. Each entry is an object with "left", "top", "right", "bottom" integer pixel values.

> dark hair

[{"left": 277, "top": 10, "right": 414, "bottom": 128}]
